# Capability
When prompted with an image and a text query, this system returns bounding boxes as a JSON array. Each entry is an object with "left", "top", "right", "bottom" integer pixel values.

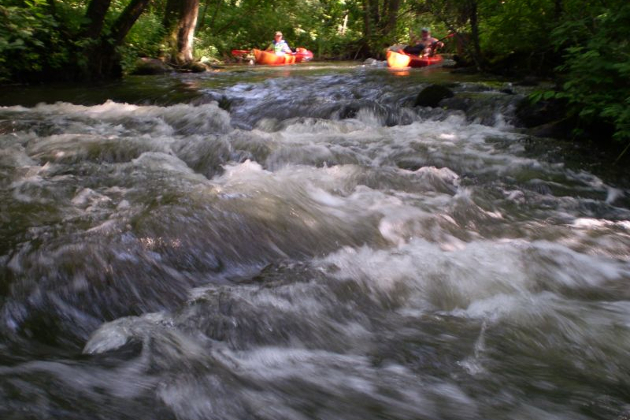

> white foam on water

[
  {"left": 319, "top": 238, "right": 630, "bottom": 316},
  {"left": 1, "top": 100, "right": 232, "bottom": 137},
  {"left": 572, "top": 217, "right": 630, "bottom": 231}
]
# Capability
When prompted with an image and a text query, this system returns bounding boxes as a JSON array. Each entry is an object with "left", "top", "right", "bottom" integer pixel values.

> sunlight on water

[{"left": 1, "top": 66, "right": 629, "bottom": 420}]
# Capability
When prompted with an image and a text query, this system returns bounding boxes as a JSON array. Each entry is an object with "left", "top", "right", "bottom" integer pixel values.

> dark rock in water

[
  {"left": 441, "top": 92, "right": 522, "bottom": 126},
  {"left": 514, "top": 76, "right": 541, "bottom": 87},
  {"left": 500, "top": 83, "right": 515, "bottom": 95},
  {"left": 516, "top": 96, "right": 617, "bottom": 142},
  {"left": 414, "top": 84, "right": 455, "bottom": 108},
  {"left": 132, "top": 58, "right": 171, "bottom": 75},
  {"left": 528, "top": 119, "right": 574, "bottom": 139},
  {"left": 190, "top": 62, "right": 208, "bottom": 73},
  {"left": 449, "top": 66, "right": 477, "bottom": 74},
  {"left": 217, "top": 95, "right": 231, "bottom": 111},
  {"left": 515, "top": 97, "right": 567, "bottom": 128}
]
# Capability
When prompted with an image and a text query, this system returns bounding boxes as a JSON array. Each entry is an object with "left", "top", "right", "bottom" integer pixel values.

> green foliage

[
  {"left": 481, "top": 0, "right": 555, "bottom": 57},
  {"left": 0, "top": 0, "right": 94, "bottom": 81},
  {"left": 124, "top": 13, "right": 166, "bottom": 63},
  {"left": 192, "top": 35, "right": 220, "bottom": 62},
  {"left": 550, "top": 1, "right": 630, "bottom": 142},
  {"left": 0, "top": 1, "right": 60, "bottom": 80},
  {"left": 529, "top": 89, "right": 560, "bottom": 104},
  {"left": 194, "top": 0, "right": 366, "bottom": 59}
]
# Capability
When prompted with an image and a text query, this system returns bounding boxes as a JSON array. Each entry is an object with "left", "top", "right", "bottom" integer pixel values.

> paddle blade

[{"left": 231, "top": 49, "right": 251, "bottom": 56}]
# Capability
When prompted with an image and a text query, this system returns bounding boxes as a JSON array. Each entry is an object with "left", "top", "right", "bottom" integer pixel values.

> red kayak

[
  {"left": 386, "top": 50, "right": 443, "bottom": 68},
  {"left": 233, "top": 48, "right": 314, "bottom": 65},
  {"left": 293, "top": 48, "right": 314, "bottom": 63}
]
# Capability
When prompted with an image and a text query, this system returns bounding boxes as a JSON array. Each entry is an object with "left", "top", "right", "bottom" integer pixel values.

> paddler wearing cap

[
  {"left": 267, "top": 31, "right": 292, "bottom": 56},
  {"left": 403, "top": 27, "right": 444, "bottom": 57}
]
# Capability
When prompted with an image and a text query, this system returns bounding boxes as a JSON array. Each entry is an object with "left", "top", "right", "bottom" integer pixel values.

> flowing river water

[{"left": 1, "top": 63, "right": 629, "bottom": 420}]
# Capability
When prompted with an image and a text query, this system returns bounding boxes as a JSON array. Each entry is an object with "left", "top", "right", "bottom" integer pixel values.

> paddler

[
  {"left": 403, "top": 27, "right": 444, "bottom": 57},
  {"left": 267, "top": 31, "right": 292, "bottom": 56}
]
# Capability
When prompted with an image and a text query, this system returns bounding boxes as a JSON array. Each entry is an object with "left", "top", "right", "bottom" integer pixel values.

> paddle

[
  {"left": 438, "top": 32, "right": 456, "bottom": 43},
  {"left": 426, "top": 32, "right": 455, "bottom": 57},
  {"left": 231, "top": 49, "right": 298, "bottom": 57}
]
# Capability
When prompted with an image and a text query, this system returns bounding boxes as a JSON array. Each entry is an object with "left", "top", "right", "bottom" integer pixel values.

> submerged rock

[
  {"left": 363, "top": 58, "right": 386, "bottom": 67},
  {"left": 414, "top": 84, "right": 455, "bottom": 107}
]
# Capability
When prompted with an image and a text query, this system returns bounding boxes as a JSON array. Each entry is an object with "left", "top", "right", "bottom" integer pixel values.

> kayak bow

[{"left": 386, "top": 50, "right": 443, "bottom": 68}]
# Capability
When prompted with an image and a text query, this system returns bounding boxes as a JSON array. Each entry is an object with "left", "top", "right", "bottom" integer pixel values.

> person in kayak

[
  {"left": 267, "top": 31, "right": 292, "bottom": 56},
  {"left": 403, "top": 28, "right": 444, "bottom": 57}
]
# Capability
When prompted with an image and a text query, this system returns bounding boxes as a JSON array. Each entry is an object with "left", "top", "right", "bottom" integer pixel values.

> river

[{"left": 1, "top": 63, "right": 629, "bottom": 420}]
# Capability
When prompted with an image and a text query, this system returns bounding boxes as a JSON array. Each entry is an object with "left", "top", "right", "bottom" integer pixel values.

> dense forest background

[{"left": 0, "top": 0, "right": 629, "bottom": 146}]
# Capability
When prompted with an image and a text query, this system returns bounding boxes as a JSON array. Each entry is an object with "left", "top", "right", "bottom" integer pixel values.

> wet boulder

[
  {"left": 132, "top": 58, "right": 171, "bottom": 75},
  {"left": 440, "top": 96, "right": 473, "bottom": 113},
  {"left": 414, "top": 84, "right": 455, "bottom": 107},
  {"left": 514, "top": 97, "right": 589, "bottom": 140}
]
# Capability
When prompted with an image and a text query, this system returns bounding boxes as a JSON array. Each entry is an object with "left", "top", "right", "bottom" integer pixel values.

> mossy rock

[
  {"left": 132, "top": 58, "right": 171, "bottom": 75},
  {"left": 190, "top": 62, "right": 208, "bottom": 73}
]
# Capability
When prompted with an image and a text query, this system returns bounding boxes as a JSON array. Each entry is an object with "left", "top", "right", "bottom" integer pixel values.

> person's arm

[
  {"left": 431, "top": 37, "right": 444, "bottom": 49},
  {"left": 282, "top": 41, "right": 292, "bottom": 53}
]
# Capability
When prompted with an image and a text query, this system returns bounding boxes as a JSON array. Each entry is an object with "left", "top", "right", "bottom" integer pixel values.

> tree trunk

[
  {"left": 110, "top": 0, "right": 153, "bottom": 46},
  {"left": 554, "top": 0, "right": 563, "bottom": 19},
  {"left": 82, "top": 0, "right": 113, "bottom": 39},
  {"left": 383, "top": 0, "right": 400, "bottom": 34},
  {"left": 88, "top": 0, "right": 152, "bottom": 79},
  {"left": 176, "top": 0, "right": 199, "bottom": 63},
  {"left": 467, "top": 0, "right": 484, "bottom": 69},
  {"left": 46, "top": 0, "right": 57, "bottom": 17},
  {"left": 163, "top": 0, "right": 180, "bottom": 30},
  {"left": 369, "top": 0, "right": 380, "bottom": 27},
  {"left": 362, "top": 0, "right": 372, "bottom": 41},
  {"left": 340, "top": 12, "right": 348, "bottom": 35},
  {"left": 162, "top": 0, "right": 200, "bottom": 65},
  {"left": 197, "top": 0, "right": 210, "bottom": 31},
  {"left": 197, "top": 0, "right": 221, "bottom": 31},
  {"left": 425, "top": 0, "right": 485, "bottom": 69},
  {"left": 209, "top": 0, "right": 223, "bottom": 31}
]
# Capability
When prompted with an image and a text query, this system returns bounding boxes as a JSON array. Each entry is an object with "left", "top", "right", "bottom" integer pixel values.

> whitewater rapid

[{"left": 1, "top": 67, "right": 629, "bottom": 420}]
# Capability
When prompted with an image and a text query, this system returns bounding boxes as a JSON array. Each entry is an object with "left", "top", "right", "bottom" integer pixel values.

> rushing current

[{"left": 1, "top": 63, "right": 629, "bottom": 420}]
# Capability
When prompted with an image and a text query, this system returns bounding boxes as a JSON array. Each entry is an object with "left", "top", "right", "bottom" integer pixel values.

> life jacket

[{"left": 272, "top": 40, "right": 290, "bottom": 54}]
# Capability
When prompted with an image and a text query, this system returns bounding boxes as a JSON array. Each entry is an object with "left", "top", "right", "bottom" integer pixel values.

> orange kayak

[
  {"left": 253, "top": 48, "right": 314, "bottom": 65},
  {"left": 386, "top": 50, "right": 443, "bottom": 68}
]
